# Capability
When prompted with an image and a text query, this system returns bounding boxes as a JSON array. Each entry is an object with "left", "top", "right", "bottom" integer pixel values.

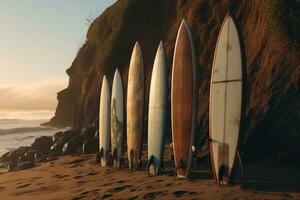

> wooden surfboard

[
  {"left": 171, "top": 19, "right": 197, "bottom": 178},
  {"left": 127, "top": 42, "right": 144, "bottom": 171},
  {"left": 99, "top": 75, "right": 110, "bottom": 167},
  {"left": 111, "top": 68, "right": 124, "bottom": 169},
  {"left": 148, "top": 41, "right": 168, "bottom": 175},
  {"left": 209, "top": 13, "right": 244, "bottom": 185}
]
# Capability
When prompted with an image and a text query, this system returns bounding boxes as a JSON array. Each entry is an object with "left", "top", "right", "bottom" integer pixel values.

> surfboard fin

[
  {"left": 100, "top": 147, "right": 104, "bottom": 158},
  {"left": 147, "top": 155, "right": 154, "bottom": 171},
  {"left": 218, "top": 165, "right": 229, "bottom": 185},
  {"left": 176, "top": 159, "right": 187, "bottom": 170},
  {"left": 147, "top": 155, "right": 156, "bottom": 175}
]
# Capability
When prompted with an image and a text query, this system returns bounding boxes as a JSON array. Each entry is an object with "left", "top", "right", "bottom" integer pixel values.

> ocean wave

[{"left": 0, "top": 127, "right": 54, "bottom": 135}]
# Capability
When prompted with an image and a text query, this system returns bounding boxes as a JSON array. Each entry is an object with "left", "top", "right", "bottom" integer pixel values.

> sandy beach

[{"left": 0, "top": 144, "right": 299, "bottom": 200}]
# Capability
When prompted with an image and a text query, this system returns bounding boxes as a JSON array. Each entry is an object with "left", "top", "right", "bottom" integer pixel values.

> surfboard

[
  {"left": 171, "top": 19, "right": 197, "bottom": 178},
  {"left": 111, "top": 68, "right": 124, "bottom": 169},
  {"left": 148, "top": 41, "right": 168, "bottom": 175},
  {"left": 99, "top": 75, "right": 110, "bottom": 167},
  {"left": 209, "top": 13, "right": 244, "bottom": 185},
  {"left": 127, "top": 42, "right": 144, "bottom": 171}
]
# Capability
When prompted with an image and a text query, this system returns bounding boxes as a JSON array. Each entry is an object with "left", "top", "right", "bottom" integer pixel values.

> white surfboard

[
  {"left": 127, "top": 42, "right": 144, "bottom": 170},
  {"left": 148, "top": 41, "right": 168, "bottom": 175},
  {"left": 209, "top": 14, "right": 244, "bottom": 185},
  {"left": 99, "top": 76, "right": 111, "bottom": 167},
  {"left": 111, "top": 68, "right": 124, "bottom": 168}
]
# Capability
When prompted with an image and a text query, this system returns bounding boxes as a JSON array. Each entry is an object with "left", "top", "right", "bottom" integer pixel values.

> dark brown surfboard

[{"left": 171, "top": 19, "right": 197, "bottom": 178}]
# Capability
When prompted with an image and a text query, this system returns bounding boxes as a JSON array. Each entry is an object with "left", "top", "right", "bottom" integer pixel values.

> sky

[{"left": 0, "top": 0, "right": 116, "bottom": 119}]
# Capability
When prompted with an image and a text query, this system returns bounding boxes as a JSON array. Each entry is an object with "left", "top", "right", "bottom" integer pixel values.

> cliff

[{"left": 45, "top": 0, "right": 300, "bottom": 161}]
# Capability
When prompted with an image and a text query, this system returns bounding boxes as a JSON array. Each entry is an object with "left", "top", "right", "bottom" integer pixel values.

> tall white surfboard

[
  {"left": 111, "top": 68, "right": 124, "bottom": 168},
  {"left": 148, "top": 41, "right": 168, "bottom": 175},
  {"left": 209, "top": 13, "right": 244, "bottom": 185},
  {"left": 99, "top": 76, "right": 111, "bottom": 167}
]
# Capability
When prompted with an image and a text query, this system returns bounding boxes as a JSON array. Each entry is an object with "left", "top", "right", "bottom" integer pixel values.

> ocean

[{"left": 0, "top": 119, "right": 62, "bottom": 157}]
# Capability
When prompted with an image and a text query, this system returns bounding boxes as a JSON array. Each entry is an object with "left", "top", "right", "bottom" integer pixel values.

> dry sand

[{"left": 0, "top": 145, "right": 299, "bottom": 200}]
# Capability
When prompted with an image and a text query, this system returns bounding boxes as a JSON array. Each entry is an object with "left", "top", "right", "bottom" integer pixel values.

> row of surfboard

[{"left": 98, "top": 13, "right": 244, "bottom": 185}]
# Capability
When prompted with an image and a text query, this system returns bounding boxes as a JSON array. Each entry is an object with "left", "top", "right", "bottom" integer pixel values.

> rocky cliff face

[{"left": 45, "top": 0, "right": 300, "bottom": 161}]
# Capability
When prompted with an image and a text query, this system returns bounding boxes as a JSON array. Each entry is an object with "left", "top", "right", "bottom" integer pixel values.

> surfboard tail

[
  {"left": 147, "top": 155, "right": 154, "bottom": 170},
  {"left": 100, "top": 147, "right": 104, "bottom": 159},
  {"left": 147, "top": 155, "right": 157, "bottom": 175}
]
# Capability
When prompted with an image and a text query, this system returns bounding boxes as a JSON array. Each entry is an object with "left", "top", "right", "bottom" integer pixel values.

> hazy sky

[{"left": 0, "top": 0, "right": 116, "bottom": 119}]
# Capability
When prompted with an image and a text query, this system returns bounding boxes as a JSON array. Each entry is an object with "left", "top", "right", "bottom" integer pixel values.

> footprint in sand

[
  {"left": 146, "top": 185, "right": 154, "bottom": 190},
  {"left": 102, "top": 182, "right": 113, "bottom": 186},
  {"left": 143, "top": 191, "right": 165, "bottom": 200},
  {"left": 53, "top": 174, "right": 69, "bottom": 179},
  {"left": 91, "top": 188, "right": 100, "bottom": 193},
  {"left": 189, "top": 192, "right": 198, "bottom": 195},
  {"left": 128, "top": 195, "right": 139, "bottom": 200},
  {"left": 74, "top": 175, "right": 83, "bottom": 179},
  {"left": 67, "top": 158, "right": 89, "bottom": 165},
  {"left": 16, "top": 183, "right": 31, "bottom": 189},
  {"left": 129, "top": 188, "right": 137, "bottom": 192},
  {"left": 71, "top": 197, "right": 81, "bottom": 200},
  {"left": 173, "top": 190, "right": 189, "bottom": 197},
  {"left": 87, "top": 172, "right": 97, "bottom": 176},
  {"left": 107, "top": 185, "right": 132, "bottom": 193},
  {"left": 117, "top": 180, "right": 125, "bottom": 184},
  {"left": 77, "top": 180, "right": 86, "bottom": 184},
  {"left": 81, "top": 191, "right": 90, "bottom": 195},
  {"left": 104, "top": 171, "right": 113, "bottom": 175},
  {"left": 100, "top": 193, "right": 113, "bottom": 199}
]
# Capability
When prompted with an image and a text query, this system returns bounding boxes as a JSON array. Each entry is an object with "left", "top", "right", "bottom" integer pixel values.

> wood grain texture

[
  {"left": 171, "top": 20, "right": 197, "bottom": 178},
  {"left": 127, "top": 42, "right": 144, "bottom": 170}
]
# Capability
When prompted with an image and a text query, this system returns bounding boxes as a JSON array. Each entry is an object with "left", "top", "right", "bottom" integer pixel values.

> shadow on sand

[{"left": 239, "top": 162, "right": 300, "bottom": 193}]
